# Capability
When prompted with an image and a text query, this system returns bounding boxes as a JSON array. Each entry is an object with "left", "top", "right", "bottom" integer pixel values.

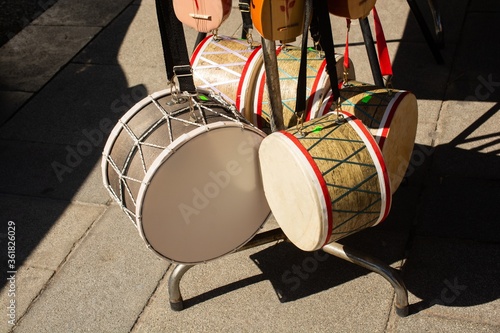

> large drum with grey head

[{"left": 102, "top": 88, "right": 270, "bottom": 264}]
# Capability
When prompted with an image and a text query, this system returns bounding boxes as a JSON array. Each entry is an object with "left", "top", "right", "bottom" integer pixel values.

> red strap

[
  {"left": 372, "top": 7, "right": 393, "bottom": 77},
  {"left": 343, "top": 19, "right": 351, "bottom": 70}
]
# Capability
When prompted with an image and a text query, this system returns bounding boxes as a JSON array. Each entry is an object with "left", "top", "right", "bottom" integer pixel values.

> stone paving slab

[
  {"left": 416, "top": 176, "right": 500, "bottom": 242},
  {"left": 132, "top": 241, "right": 396, "bottom": 333},
  {"left": 392, "top": 314, "right": 500, "bottom": 333},
  {"left": 0, "top": 91, "right": 32, "bottom": 126},
  {"left": 400, "top": 236, "right": 500, "bottom": 327},
  {"left": 0, "top": 25, "right": 100, "bottom": 92},
  {"left": 0, "top": 194, "right": 105, "bottom": 332},
  {"left": 32, "top": 0, "right": 134, "bottom": 27},
  {"left": 0, "top": 63, "right": 143, "bottom": 146},
  {"left": 0, "top": 265, "right": 54, "bottom": 333},
  {"left": 12, "top": 205, "right": 169, "bottom": 333},
  {"left": 0, "top": 140, "right": 110, "bottom": 204},
  {"left": 0, "top": 194, "right": 106, "bottom": 271},
  {"left": 444, "top": 12, "right": 500, "bottom": 102},
  {"left": 74, "top": 2, "right": 162, "bottom": 67},
  {"left": 433, "top": 100, "right": 500, "bottom": 180}
]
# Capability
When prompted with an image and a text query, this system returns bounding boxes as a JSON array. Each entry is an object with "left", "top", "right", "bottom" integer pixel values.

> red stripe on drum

[
  {"left": 280, "top": 131, "right": 333, "bottom": 247},
  {"left": 190, "top": 34, "right": 212, "bottom": 66},
  {"left": 339, "top": 111, "right": 392, "bottom": 224},
  {"left": 375, "top": 91, "right": 408, "bottom": 149},
  {"left": 235, "top": 45, "right": 263, "bottom": 110},
  {"left": 256, "top": 68, "right": 266, "bottom": 129},
  {"left": 305, "top": 59, "right": 328, "bottom": 121}
]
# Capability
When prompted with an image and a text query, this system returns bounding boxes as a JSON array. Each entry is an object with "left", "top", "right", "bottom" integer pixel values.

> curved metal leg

[
  {"left": 166, "top": 228, "right": 287, "bottom": 311},
  {"left": 168, "top": 264, "right": 195, "bottom": 311},
  {"left": 322, "top": 242, "right": 409, "bottom": 317}
]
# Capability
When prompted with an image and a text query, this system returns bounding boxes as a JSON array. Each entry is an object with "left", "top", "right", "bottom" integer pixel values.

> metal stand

[
  {"left": 359, "top": 17, "right": 385, "bottom": 87},
  {"left": 167, "top": 228, "right": 409, "bottom": 317},
  {"left": 322, "top": 242, "right": 409, "bottom": 317}
]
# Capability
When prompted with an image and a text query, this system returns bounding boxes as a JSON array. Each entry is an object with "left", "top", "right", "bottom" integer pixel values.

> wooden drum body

[
  {"left": 320, "top": 81, "right": 418, "bottom": 193},
  {"left": 259, "top": 111, "right": 391, "bottom": 251},
  {"left": 253, "top": 47, "right": 355, "bottom": 133},
  {"left": 191, "top": 35, "right": 264, "bottom": 122},
  {"left": 102, "top": 89, "right": 270, "bottom": 264}
]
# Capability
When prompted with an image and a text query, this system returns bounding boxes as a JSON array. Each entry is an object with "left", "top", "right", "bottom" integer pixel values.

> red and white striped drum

[
  {"left": 102, "top": 88, "right": 270, "bottom": 264},
  {"left": 319, "top": 81, "right": 418, "bottom": 193},
  {"left": 259, "top": 111, "right": 391, "bottom": 251},
  {"left": 252, "top": 46, "right": 355, "bottom": 132},
  {"left": 191, "top": 35, "right": 264, "bottom": 121}
]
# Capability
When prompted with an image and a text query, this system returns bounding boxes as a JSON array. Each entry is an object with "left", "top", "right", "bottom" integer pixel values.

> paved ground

[
  {"left": 0, "top": 0, "right": 499, "bottom": 332},
  {"left": 0, "top": 0, "right": 59, "bottom": 47}
]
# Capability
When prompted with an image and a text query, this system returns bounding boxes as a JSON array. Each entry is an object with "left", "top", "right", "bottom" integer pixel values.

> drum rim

[
  {"left": 374, "top": 91, "right": 409, "bottom": 149},
  {"left": 235, "top": 45, "right": 263, "bottom": 117},
  {"left": 275, "top": 130, "right": 332, "bottom": 250},
  {"left": 135, "top": 120, "right": 270, "bottom": 264}
]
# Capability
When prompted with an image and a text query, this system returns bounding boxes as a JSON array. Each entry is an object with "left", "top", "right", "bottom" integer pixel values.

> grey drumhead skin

[{"left": 136, "top": 122, "right": 270, "bottom": 264}]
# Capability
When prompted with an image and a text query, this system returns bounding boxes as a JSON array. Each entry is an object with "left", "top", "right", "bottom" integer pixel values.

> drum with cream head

[
  {"left": 102, "top": 88, "right": 270, "bottom": 264},
  {"left": 258, "top": 111, "right": 391, "bottom": 251},
  {"left": 319, "top": 81, "right": 418, "bottom": 193}
]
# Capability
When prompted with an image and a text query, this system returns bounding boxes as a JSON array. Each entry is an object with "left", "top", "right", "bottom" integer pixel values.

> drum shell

[
  {"left": 253, "top": 47, "right": 356, "bottom": 133},
  {"left": 328, "top": 0, "right": 377, "bottom": 19},
  {"left": 321, "top": 81, "right": 418, "bottom": 193},
  {"left": 258, "top": 111, "right": 391, "bottom": 251}
]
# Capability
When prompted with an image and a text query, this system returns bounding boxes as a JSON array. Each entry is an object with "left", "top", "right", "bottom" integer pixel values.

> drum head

[
  {"left": 136, "top": 122, "right": 270, "bottom": 264},
  {"left": 259, "top": 131, "right": 330, "bottom": 251}
]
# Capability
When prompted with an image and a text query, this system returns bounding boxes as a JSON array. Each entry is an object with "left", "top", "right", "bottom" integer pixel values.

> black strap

[
  {"left": 155, "top": 0, "right": 197, "bottom": 94},
  {"left": 294, "top": 0, "right": 313, "bottom": 118},
  {"left": 309, "top": 8, "right": 322, "bottom": 51},
  {"left": 312, "top": 0, "right": 340, "bottom": 103},
  {"left": 239, "top": 0, "right": 253, "bottom": 39}
]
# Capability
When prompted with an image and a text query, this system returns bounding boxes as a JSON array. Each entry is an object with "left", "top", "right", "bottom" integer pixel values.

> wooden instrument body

[
  {"left": 173, "top": 0, "right": 232, "bottom": 32},
  {"left": 251, "top": 0, "right": 305, "bottom": 42},
  {"left": 328, "top": 0, "right": 377, "bottom": 19}
]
